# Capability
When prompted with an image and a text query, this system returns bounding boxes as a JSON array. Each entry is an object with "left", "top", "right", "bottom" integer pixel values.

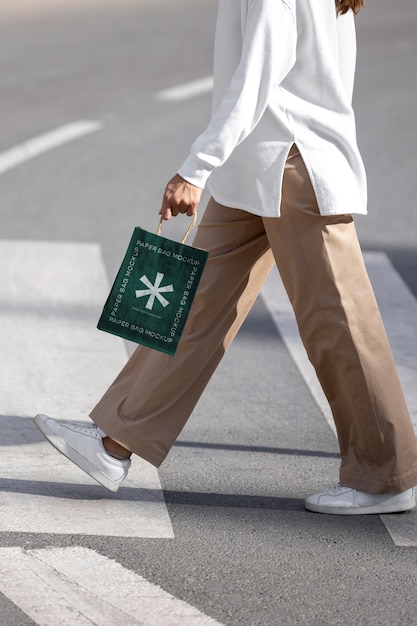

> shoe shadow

[
  {"left": 0, "top": 476, "right": 303, "bottom": 512},
  {"left": 0, "top": 477, "right": 163, "bottom": 502}
]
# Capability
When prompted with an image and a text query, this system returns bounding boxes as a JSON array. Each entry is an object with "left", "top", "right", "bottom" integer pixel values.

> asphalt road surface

[{"left": 0, "top": 1, "right": 416, "bottom": 624}]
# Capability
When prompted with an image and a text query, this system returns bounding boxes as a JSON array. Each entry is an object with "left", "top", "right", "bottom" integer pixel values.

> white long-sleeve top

[{"left": 178, "top": 0, "right": 367, "bottom": 217}]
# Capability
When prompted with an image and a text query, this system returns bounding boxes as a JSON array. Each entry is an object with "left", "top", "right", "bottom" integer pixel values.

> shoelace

[
  {"left": 328, "top": 484, "right": 349, "bottom": 496},
  {"left": 67, "top": 422, "right": 101, "bottom": 436}
]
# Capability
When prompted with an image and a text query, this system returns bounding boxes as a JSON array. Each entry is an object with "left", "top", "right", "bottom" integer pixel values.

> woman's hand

[{"left": 160, "top": 174, "right": 203, "bottom": 220}]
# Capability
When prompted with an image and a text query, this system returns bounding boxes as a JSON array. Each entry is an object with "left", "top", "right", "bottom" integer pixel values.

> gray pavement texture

[{"left": 0, "top": 0, "right": 417, "bottom": 624}]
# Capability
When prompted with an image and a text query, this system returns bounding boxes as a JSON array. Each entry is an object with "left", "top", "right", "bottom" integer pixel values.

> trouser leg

[
  {"left": 91, "top": 199, "right": 274, "bottom": 466},
  {"left": 264, "top": 148, "right": 417, "bottom": 493}
]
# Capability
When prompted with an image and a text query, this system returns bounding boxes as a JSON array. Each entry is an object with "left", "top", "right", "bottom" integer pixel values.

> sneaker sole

[
  {"left": 305, "top": 498, "right": 416, "bottom": 515},
  {"left": 34, "top": 414, "right": 122, "bottom": 493}
]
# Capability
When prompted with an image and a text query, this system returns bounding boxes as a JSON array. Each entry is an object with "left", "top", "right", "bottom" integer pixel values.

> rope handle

[{"left": 157, "top": 212, "right": 198, "bottom": 244}]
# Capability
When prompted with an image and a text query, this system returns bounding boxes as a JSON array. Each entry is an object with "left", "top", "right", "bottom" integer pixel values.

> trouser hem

[
  {"left": 90, "top": 411, "right": 165, "bottom": 468},
  {"left": 340, "top": 470, "right": 417, "bottom": 494}
]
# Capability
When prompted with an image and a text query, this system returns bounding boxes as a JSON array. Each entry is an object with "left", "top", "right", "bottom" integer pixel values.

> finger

[
  {"left": 176, "top": 196, "right": 192, "bottom": 214},
  {"left": 159, "top": 203, "right": 172, "bottom": 220},
  {"left": 169, "top": 203, "right": 179, "bottom": 217}
]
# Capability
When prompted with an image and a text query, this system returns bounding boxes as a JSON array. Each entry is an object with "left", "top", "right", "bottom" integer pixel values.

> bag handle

[{"left": 157, "top": 212, "right": 197, "bottom": 244}]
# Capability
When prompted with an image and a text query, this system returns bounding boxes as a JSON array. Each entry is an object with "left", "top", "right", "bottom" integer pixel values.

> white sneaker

[
  {"left": 305, "top": 484, "right": 416, "bottom": 515},
  {"left": 34, "top": 414, "right": 131, "bottom": 492}
]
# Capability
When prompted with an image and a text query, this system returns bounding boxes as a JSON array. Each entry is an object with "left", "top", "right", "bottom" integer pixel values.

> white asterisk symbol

[{"left": 135, "top": 272, "right": 174, "bottom": 310}]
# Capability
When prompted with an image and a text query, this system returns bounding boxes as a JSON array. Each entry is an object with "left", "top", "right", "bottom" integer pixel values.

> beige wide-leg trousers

[{"left": 91, "top": 146, "right": 417, "bottom": 494}]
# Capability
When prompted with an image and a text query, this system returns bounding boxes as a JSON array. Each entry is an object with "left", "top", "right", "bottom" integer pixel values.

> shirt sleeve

[{"left": 178, "top": 0, "right": 297, "bottom": 189}]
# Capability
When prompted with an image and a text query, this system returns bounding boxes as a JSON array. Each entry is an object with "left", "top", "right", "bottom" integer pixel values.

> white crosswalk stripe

[
  {"left": 0, "top": 121, "right": 102, "bottom": 175},
  {"left": 155, "top": 76, "right": 213, "bottom": 101},
  {"left": 0, "top": 547, "right": 224, "bottom": 626},
  {"left": 0, "top": 240, "right": 173, "bottom": 538},
  {"left": 261, "top": 253, "right": 417, "bottom": 546}
]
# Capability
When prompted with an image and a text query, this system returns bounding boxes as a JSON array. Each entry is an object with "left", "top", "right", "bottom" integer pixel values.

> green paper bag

[{"left": 97, "top": 214, "right": 208, "bottom": 356}]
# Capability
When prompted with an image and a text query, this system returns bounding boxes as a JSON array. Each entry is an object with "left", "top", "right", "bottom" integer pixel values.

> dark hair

[{"left": 337, "top": 0, "right": 364, "bottom": 15}]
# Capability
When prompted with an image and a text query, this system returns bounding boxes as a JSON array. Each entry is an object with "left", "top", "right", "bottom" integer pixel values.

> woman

[{"left": 35, "top": 0, "right": 417, "bottom": 514}]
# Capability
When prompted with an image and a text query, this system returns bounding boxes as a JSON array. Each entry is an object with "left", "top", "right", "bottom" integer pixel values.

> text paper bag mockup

[{"left": 97, "top": 214, "right": 208, "bottom": 356}]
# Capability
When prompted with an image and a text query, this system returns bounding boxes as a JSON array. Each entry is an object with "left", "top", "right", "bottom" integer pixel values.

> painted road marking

[
  {"left": 0, "top": 241, "right": 173, "bottom": 538},
  {"left": 0, "top": 121, "right": 102, "bottom": 175},
  {"left": 261, "top": 252, "right": 417, "bottom": 546},
  {"left": 155, "top": 76, "right": 213, "bottom": 102},
  {"left": 0, "top": 547, "right": 224, "bottom": 626}
]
